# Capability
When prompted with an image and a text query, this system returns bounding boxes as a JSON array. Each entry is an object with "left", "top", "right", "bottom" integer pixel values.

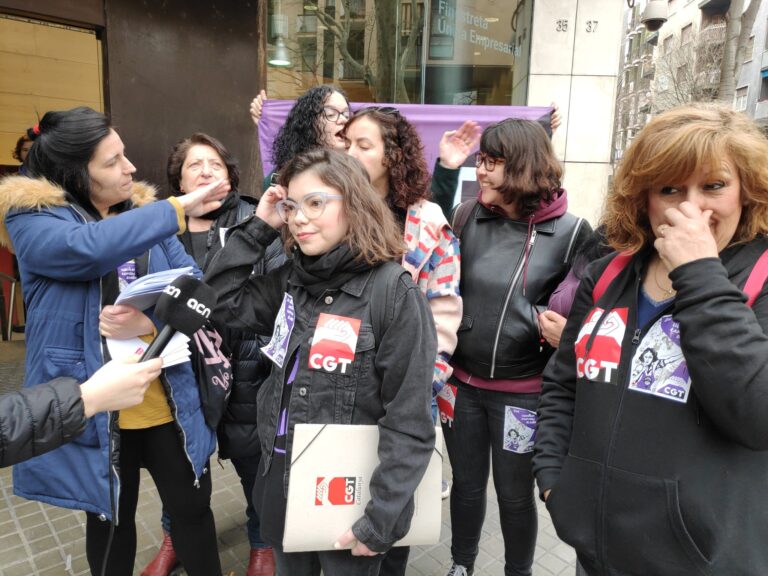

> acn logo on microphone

[
  {"left": 187, "top": 299, "right": 211, "bottom": 318},
  {"left": 163, "top": 284, "right": 181, "bottom": 298}
]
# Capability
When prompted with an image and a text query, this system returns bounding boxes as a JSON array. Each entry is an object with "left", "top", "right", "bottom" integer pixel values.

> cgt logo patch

[
  {"left": 315, "top": 476, "right": 362, "bottom": 506},
  {"left": 574, "top": 307, "right": 628, "bottom": 383},
  {"left": 308, "top": 314, "right": 361, "bottom": 374}
]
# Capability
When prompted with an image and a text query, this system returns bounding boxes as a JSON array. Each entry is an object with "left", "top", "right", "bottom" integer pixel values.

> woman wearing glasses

[
  {"left": 343, "top": 106, "right": 465, "bottom": 575},
  {"left": 203, "top": 149, "right": 437, "bottom": 576},
  {"left": 441, "top": 119, "right": 591, "bottom": 576},
  {"left": 263, "top": 85, "right": 350, "bottom": 188}
]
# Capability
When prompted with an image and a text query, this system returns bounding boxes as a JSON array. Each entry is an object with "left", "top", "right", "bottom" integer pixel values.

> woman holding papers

[
  {"left": 0, "top": 106, "right": 227, "bottom": 576},
  {"left": 204, "top": 149, "right": 436, "bottom": 576}
]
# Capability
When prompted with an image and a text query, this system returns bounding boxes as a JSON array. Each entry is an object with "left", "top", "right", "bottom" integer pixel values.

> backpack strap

[
  {"left": 592, "top": 252, "right": 633, "bottom": 304},
  {"left": 591, "top": 248, "right": 768, "bottom": 308},
  {"left": 744, "top": 248, "right": 768, "bottom": 307},
  {"left": 370, "top": 262, "right": 402, "bottom": 346},
  {"left": 450, "top": 198, "right": 479, "bottom": 239}
]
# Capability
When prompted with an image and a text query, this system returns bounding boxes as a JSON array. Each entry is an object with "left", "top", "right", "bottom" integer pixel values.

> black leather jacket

[
  {"left": 204, "top": 216, "right": 437, "bottom": 552},
  {"left": 453, "top": 200, "right": 591, "bottom": 379}
]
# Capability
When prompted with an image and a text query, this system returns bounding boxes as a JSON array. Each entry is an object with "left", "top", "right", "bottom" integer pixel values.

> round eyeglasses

[
  {"left": 322, "top": 107, "right": 351, "bottom": 123},
  {"left": 475, "top": 153, "right": 505, "bottom": 172},
  {"left": 275, "top": 191, "right": 343, "bottom": 223}
]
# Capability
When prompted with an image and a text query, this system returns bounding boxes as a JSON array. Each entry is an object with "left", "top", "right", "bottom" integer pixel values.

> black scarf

[
  {"left": 201, "top": 189, "right": 239, "bottom": 221},
  {"left": 292, "top": 243, "right": 371, "bottom": 297}
]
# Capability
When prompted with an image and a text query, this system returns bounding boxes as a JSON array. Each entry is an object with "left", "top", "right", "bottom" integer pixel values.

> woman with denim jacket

[{"left": 204, "top": 149, "right": 436, "bottom": 576}]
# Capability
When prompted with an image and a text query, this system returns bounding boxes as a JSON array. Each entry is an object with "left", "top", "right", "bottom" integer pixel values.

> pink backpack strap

[
  {"left": 744, "top": 248, "right": 768, "bottom": 307},
  {"left": 592, "top": 252, "right": 633, "bottom": 304}
]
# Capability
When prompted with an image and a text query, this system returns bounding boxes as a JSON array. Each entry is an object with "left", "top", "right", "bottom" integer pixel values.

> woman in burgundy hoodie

[{"left": 440, "top": 119, "right": 591, "bottom": 576}]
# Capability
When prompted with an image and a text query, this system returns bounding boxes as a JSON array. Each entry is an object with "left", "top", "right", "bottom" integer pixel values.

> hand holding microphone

[{"left": 140, "top": 275, "right": 218, "bottom": 361}]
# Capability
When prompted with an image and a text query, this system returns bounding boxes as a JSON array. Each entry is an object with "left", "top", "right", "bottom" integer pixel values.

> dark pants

[
  {"left": 86, "top": 423, "right": 221, "bottom": 576},
  {"left": 273, "top": 546, "right": 382, "bottom": 576},
  {"left": 442, "top": 381, "right": 538, "bottom": 576},
  {"left": 161, "top": 450, "right": 267, "bottom": 549},
  {"left": 378, "top": 546, "right": 409, "bottom": 576}
]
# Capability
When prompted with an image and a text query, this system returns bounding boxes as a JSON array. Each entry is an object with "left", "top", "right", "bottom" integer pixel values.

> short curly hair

[
  {"left": 605, "top": 103, "right": 768, "bottom": 252},
  {"left": 345, "top": 107, "right": 431, "bottom": 210},
  {"left": 12, "top": 134, "right": 34, "bottom": 162},
  {"left": 271, "top": 85, "right": 349, "bottom": 171}
]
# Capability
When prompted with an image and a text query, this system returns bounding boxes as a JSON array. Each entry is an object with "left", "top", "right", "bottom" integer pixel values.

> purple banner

[{"left": 258, "top": 101, "right": 553, "bottom": 179}]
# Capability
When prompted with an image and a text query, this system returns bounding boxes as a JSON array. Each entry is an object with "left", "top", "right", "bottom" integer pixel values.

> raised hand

[
  {"left": 250, "top": 90, "right": 267, "bottom": 126},
  {"left": 176, "top": 178, "right": 231, "bottom": 217},
  {"left": 439, "top": 120, "right": 482, "bottom": 169},
  {"left": 654, "top": 202, "right": 718, "bottom": 271},
  {"left": 257, "top": 184, "right": 287, "bottom": 231}
]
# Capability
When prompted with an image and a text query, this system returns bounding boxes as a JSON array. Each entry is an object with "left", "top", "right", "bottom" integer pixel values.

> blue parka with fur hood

[{"left": 0, "top": 175, "right": 216, "bottom": 521}]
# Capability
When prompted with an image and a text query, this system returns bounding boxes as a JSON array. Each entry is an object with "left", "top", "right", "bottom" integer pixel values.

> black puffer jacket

[
  {"left": 178, "top": 195, "right": 286, "bottom": 459},
  {"left": 0, "top": 377, "right": 86, "bottom": 468}
]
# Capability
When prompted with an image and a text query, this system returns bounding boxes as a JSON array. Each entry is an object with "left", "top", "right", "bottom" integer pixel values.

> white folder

[{"left": 283, "top": 424, "right": 443, "bottom": 553}]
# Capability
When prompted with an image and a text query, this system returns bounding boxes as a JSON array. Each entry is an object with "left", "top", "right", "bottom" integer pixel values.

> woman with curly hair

[
  {"left": 266, "top": 85, "right": 350, "bottom": 184},
  {"left": 343, "top": 106, "right": 462, "bottom": 576}
]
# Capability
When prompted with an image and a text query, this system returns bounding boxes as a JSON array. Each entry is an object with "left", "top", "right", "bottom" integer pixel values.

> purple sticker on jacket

[
  {"left": 503, "top": 406, "right": 537, "bottom": 453},
  {"left": 629, "top": 314, "right": 690, "bottom": 403}
]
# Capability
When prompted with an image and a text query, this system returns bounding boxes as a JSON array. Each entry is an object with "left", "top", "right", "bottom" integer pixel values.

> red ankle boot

[
  {"left": 246, "top": 547, "right": 275, "bottom": 576},
  {"left": 141, "top": 533, "right": 180, "bottom": 576}
]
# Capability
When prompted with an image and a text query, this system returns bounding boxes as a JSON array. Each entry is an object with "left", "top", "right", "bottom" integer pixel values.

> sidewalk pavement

[{"left": 0, "top": 340, "right": 576, "bottom": 575}]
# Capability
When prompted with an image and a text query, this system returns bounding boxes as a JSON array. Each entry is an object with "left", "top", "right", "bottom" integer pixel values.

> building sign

[{"left": 429, "top": 0, "right": 456, "bottom": 60}]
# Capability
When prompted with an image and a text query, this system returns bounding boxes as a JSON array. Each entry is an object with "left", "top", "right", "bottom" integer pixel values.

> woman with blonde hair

[
  {"left": 534, "top": 103, "right": 768, "bottom": 575},
  {"left": 203, "top": 149, "right": 436, "bottom": 575}
]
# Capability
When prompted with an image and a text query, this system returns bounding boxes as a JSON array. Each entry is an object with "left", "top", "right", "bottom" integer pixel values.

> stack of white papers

[
  {"left": 106, "top": 333, "right": 191, "bottom": 367},
  {"left": 115, "top": 266, "right": 195, "bottom": 310}
]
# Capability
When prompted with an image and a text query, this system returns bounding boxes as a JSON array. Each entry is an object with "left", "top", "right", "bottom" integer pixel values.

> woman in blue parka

[{"left": 0, "top": 107, "right": 228, "bottom": 576}]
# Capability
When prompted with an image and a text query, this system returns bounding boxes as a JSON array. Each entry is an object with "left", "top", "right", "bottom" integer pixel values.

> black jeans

[
  {"left": 442, "top": 380, "right": 538, "bottom": 576},
  {"left": 85, "top": 423, "right": 221, "bottom": 576},
  {"left": 273, "top": 546, "right": 383, "bottom": 576}
]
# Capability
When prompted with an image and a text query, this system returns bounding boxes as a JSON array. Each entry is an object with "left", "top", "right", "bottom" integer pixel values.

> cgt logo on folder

[{"left": 315, "top": 476, "right": 362, "bottom": 506}]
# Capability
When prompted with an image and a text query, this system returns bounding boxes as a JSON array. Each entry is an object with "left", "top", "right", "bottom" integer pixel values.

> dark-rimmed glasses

[
  {"left": 322, "top": 107, "right": 351, "bottom": 123},
  {"left": 475, "top": 153, "right": 505, "bottom": 172},
  {"left": 275, "top": 191, "right": 343, "bottom": 223}
]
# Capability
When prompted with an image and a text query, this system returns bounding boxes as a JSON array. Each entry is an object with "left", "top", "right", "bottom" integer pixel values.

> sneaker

[
  {"left": 446, "top": 563, "right": 473, "bottom": 576},
  {"left": 441, "top": 479, "right": 451, "bottom": 499}
]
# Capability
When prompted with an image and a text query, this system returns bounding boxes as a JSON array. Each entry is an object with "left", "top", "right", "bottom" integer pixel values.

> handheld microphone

[{"left": 140, "top": 275, "right": 218, "bottom": 361}]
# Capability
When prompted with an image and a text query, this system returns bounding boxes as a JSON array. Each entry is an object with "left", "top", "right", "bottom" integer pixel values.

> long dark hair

[
  {"left": 167, "top": 132, "right": 240, "bottom": 194},
  {"left": 26, "top": 106, "right": 117, "bottom": 220},
  {"left": 271, "top": 85, "right": 349, "bottom": 171},
  {"left": 481, "top": 119, "right": 563, "bottom": 218}
]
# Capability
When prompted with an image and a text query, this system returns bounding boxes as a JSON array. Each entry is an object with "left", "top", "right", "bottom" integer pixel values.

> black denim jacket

[{"left": 204, "top": 216, "right": 437, "bottom": 552}]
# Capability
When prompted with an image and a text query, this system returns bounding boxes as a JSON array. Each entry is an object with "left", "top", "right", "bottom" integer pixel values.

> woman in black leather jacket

[{"left": 441, "top": 119, "right": 590, "bottom": 576}]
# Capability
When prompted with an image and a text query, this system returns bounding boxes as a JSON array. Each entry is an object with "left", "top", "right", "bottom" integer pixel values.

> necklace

[{"left": 653, "top": 262, "right": 676, "bottom": 297}]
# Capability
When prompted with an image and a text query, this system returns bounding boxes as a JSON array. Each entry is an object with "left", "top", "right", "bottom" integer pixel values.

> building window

[
  {"left": 662, "top": 35, "right": 673, "bottom": 55},
  {"left": 761, "top": 74, "right": 768, "bottom": 101},
  {"left": 735, "top": 86, "right": 748, "bottom": 111},
  {"left": 746, "top": 35, "right": 755, "bottom": 62},
  {"left": 681, "top": 24, "right": 692, "bottom": 45}
]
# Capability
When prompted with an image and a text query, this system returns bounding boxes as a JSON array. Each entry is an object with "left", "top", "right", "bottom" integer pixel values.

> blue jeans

[
  {"left": 441, "top": 380, "right": 538, "bottom": 576},
  {"left": 273, "top": 546, "right": 382, "bottom": 576},
  {"left": 161, "top": 452, "right": 267, "bottom": 549}
]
